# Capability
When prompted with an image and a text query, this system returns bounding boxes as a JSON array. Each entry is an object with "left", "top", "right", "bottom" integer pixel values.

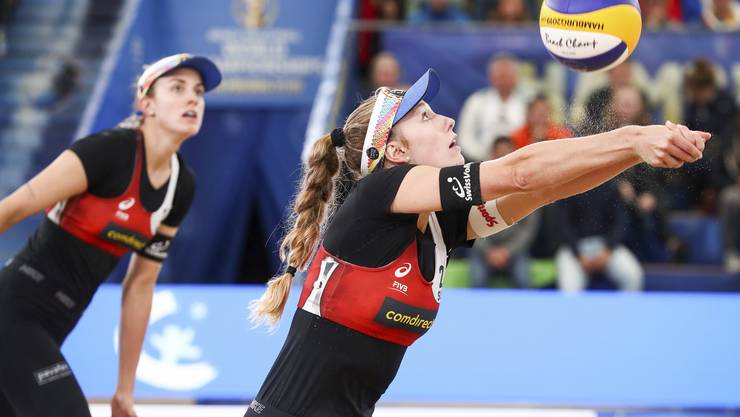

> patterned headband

[{"left": 360, "top": 88, "right": 404, "bottom": 176}]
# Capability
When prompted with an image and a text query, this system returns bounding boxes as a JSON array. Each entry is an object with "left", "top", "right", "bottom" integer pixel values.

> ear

[
  {"left": 139, "top": 97, "right": 154, "bottom": 117},
  {"left": 384, "top": 139, "right": 409, "bottom": 165}
]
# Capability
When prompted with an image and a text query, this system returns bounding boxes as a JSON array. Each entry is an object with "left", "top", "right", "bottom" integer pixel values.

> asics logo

[
  {"left": 394, "top": 262, "right": 412, "bottom": 278},
  {"left": 118, "top": 197, "right": 136, "bottom": 211}
]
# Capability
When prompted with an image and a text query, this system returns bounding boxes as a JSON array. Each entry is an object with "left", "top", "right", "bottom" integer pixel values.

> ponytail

[
  {"left": 249, "top": 133, "right": 340, "bottom": 329},
  {"left": 117, "top": 111, "right": 144, "bottom": 129}
]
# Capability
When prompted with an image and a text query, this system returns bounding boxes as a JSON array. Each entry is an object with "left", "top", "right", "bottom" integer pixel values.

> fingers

[{"left": 665, "top": 121, "right": 703, "bottom": 162}]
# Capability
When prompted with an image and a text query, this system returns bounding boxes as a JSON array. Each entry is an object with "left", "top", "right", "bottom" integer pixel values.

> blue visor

[
  {"left": 392, "top": 69, "right": 441, "bottom": 125},
  {"left": 169, "top": 55, "right": 222, "bottom": 93}
]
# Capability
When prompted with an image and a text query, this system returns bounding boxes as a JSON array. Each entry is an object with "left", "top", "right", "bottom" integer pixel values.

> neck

[{"left": 139, "top": 123, "right": 184, "bottom": 171}]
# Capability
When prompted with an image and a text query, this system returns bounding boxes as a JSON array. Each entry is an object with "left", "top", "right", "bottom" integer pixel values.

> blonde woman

[{"left": 246, "top": 69, "right": 709, "bottom": 417}]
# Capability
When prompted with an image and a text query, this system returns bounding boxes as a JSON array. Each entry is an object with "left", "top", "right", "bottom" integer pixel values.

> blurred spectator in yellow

[
  {"left": 409, "top": 0, "right": 471, "bottom": 23},
  {"left": 702, "top": 0, "right": 740, "bottom": 30},
  {"left": 713, "top": 126, "right": 740, "bottom": 272},
  {"left": 469, "top": 136, "right": 539, "bottom": 288},
  {"left": 510, "top": 95, "right": 571, "bottom": 149},
  {"left": 458, "top": 54, "right": 527, "bottom": 161}
]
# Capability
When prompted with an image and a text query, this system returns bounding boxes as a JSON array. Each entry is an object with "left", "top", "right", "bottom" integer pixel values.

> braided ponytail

[{"left": 249, "top": 133, "right": 340, "bottom": 328}]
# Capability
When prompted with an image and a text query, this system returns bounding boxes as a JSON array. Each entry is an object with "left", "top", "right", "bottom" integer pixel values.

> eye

[
  {"left": 195, "top": 87, "right": 205, "bottom": 97},
  {"left": 422, "top": 111, "right": 430, "bottom": 121},
  {"left": 171, "top": 84, "right": 183, "bottom": 93}
]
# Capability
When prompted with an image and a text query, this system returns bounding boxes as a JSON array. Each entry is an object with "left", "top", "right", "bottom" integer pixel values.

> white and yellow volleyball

[{"left": 539, "top": 0, "right": 642, "bottom": 72}]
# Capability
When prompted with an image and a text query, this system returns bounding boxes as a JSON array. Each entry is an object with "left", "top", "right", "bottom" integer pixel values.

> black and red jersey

[
  {"left": 255, "top": 164, "right": 472, "bottom": 417},
  {"left": 47, "top": 134, "right": 179, "bottom": 256},
  {"left": 14, "top": 128, "right": 195, "bottom": 306},
  {"left": 298, "top": 210, "right": 450, "bottom": 347}
]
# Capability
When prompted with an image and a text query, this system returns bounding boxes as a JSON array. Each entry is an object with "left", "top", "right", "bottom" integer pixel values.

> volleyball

[{"left": 539, "top": 0, "right": 642, "bottom": 72}]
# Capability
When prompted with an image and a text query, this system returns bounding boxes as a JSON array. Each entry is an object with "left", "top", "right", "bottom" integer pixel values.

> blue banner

[
  {"left": 90, "top": 0, "right": 340, "bottom": 134},
  {"left": 64, "top": 285, "right": 740, "bottom": 408},
  {"left": 381, "top": 29, "right": 739, "bottom": 122}
]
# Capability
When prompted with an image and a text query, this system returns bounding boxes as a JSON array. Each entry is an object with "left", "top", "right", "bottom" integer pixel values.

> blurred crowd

[
  {"left": 359, "top": 0, "right": 740, "bottom": 30},
  {"left": 359, "top": 0, "right": 740, "bottom": 290}
]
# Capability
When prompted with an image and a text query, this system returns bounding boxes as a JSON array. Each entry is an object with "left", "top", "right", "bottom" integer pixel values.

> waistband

[{"left": 3, "top": 257, "right": 84, "bottom": 316}]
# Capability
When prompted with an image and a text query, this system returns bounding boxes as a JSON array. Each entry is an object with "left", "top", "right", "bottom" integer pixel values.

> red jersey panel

[
  {"left": 47, "top": 136, "right": 179, "bottom": 256},
  {"left": 298, "top": 239, "right": 443, "bottom": 347}
]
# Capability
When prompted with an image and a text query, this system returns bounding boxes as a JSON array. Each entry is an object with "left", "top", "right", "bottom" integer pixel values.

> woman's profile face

[
  {"left": 392, "top": 101, "right": 464, "bottom": 168},
  {"left": 142, "top": 68, "right": 206, "bottom": 138}
]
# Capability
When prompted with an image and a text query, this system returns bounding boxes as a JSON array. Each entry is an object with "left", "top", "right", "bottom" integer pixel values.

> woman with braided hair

[{"left": 246, "top": 69, "right": 709, "bottom": 417}]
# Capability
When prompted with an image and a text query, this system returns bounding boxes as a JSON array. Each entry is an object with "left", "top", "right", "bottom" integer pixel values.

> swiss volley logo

[{"left": 114, "top": 291, "right": 217, "bottom": 390}]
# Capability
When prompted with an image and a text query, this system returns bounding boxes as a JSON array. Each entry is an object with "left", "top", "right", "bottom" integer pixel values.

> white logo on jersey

[
  {"left": 390, "top": 281, "right": 409, "bottom": 296},
  {"left": 118, "top": 197, "right": 136, "bottom": 211},
  {"left": 394, "top": 262, "right": 412, "bottom": 278}
]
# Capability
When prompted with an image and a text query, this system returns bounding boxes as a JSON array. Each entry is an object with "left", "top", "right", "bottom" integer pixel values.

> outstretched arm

[
  {"left": 392, "top": 123, "right": 707, "bottom": 214},
  {"left": 0, "top": 151, "right": 87, "bottom": 234},
  {"left": 112, "top": 225, "right": 176, "bottom": 417}
]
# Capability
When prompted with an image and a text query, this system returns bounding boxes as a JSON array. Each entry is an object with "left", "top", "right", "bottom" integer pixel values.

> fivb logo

[{"left": 113, "top": 291, "right": 217, "bottom": 390}]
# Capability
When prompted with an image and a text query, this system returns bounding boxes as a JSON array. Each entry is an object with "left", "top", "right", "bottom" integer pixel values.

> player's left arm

[
  {"left": 466, "top": 157, "right": 639, "bottom": 240},
  {"left": 112, "top": 224, "right": 177, "bottom": 417}
]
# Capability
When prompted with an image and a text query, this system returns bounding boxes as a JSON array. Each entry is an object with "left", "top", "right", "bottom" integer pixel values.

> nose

[{"left": 445, "top": 116, "right": 455, "bottom": 132}]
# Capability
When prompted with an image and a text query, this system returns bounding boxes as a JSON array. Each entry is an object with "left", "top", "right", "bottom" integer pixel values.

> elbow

[{"left": 510, "top": 163, "right": 535, "bottom": 192}]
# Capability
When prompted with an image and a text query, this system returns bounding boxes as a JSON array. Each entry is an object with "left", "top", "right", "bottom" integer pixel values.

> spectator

[
  {"left": 510, "top": 94, "right": 571, "bottom": 149},
  {"left": 469, "top": 137, "right": 539, "bottom": 288},
  {"left": 457, "top": 54, "right": 527, "bottom": 161},
  {"left": 605, "top": 86, "right": 687, "bottom": 262},
  {"left": 579, "top": 61, "right": 648, "bottom": 135},
  {"left": 408, "top": 0, "right": 470, "bottom": 23},
  {"left": 640, "top": 0, "right": 685, "bottom": 28},
  {"left": 0, "top": 0, "right": 20, "bottom": 57},
  {"left": 377, "top": 0, "right": 405, "bottom": 21},
  {"left": 368, "top": 51, "right": 406, "bottom": 91},
  {"left": 702, "top": 0, "right": 740, "bottom": 30},
  {"left": 356, "top": 0, "right": 405, "bottom": 78},
  {"left": 713, "top": 129, "right": 740, "bottom": 272},
  {"left": 678, "top": 58, "right": 737, "bottom": 210},
  {"left": 555, "top": 181, "right": 644, "bottom": 292},
  {"left": 488, "top": 0, "right": 529, "bottom": 23}
]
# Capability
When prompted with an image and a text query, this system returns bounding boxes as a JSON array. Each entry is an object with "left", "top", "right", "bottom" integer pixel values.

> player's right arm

[{"left": 0, "top": 150, "right": 87, "bottom": 234}]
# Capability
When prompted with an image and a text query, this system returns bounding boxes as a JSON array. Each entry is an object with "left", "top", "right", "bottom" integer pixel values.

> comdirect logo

[
  {"left": 114, "top": 291, "right": 217, "bottom": 390},
  {"left": 101, "top": 224, "right": 147, "bottom": 250},
  {"left": 374, "top": 297, "right": 437, "bottom": 334}
]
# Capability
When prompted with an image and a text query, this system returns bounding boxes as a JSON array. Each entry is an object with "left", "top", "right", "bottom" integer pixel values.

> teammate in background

[
  {"left": 245, "top": 69, "right": 709, "bottom": 417},
  {"left": 0, "top": 53, "right": 221, "bottom": 417}
]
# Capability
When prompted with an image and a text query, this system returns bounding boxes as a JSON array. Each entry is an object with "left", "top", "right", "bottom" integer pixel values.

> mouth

[
  {"left": 182, "top": 110, "right": 198, "bottom": 120},
  {"left": 448, "top": 136, "right": 457, "bottom": 149}
]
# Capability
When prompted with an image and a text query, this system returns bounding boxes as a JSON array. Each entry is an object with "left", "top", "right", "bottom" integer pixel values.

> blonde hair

[
  {"left": 116, "top": 70, "right": 156, "bottom": 129},
  {"left": 248, "top": 95, "right": 378, "bottom": 329}
]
